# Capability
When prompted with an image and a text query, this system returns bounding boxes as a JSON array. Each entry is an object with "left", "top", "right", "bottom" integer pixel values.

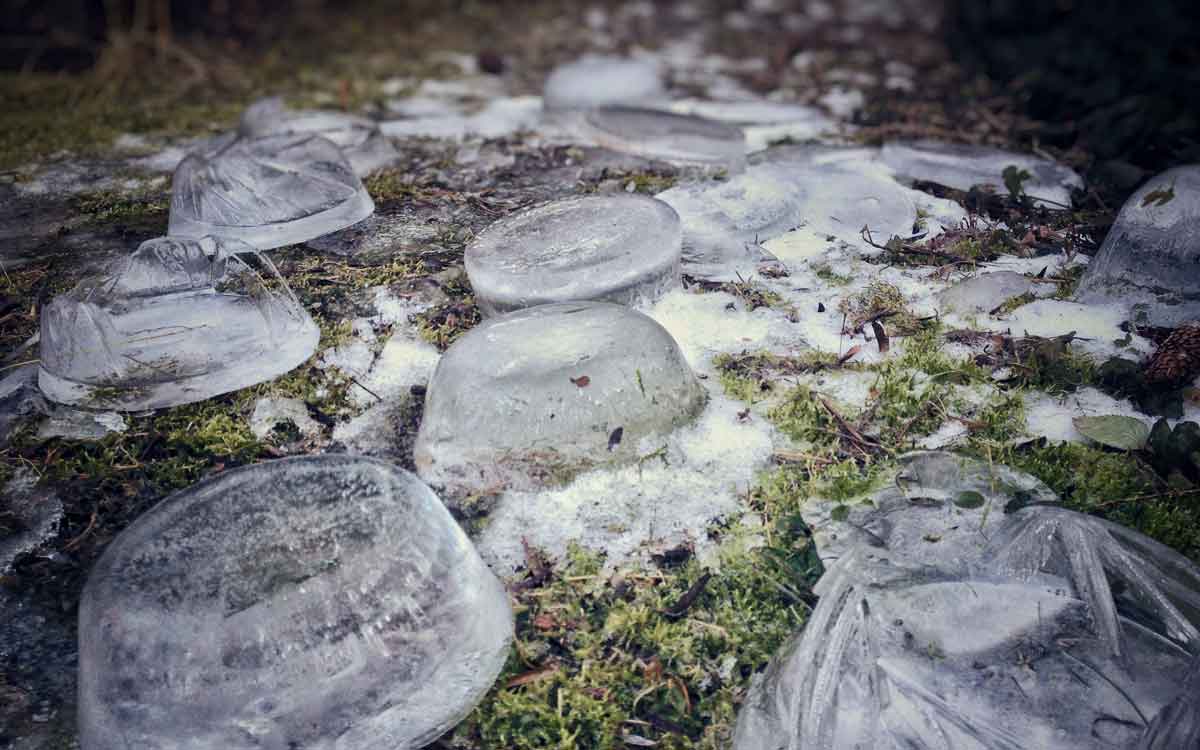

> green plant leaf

[
  {"left": 1002, "top": 165, "right": 1032, "bottom": 197},
  {"left": 1072, "top": 415, "right": 1150, "bottom": 451}
]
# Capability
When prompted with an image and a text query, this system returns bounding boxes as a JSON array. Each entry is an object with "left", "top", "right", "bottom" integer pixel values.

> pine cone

[{"left": 1145, "top": 322, "right": 1200, "bottom": 385}]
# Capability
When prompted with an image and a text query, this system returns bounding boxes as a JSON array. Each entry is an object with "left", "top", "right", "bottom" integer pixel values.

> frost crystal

[
  {"left": 414, "top": 301, "right": 706, "bottom": 501},
  {"left": 465, "top": 194, "right": 682, "bottom": 315},
  {"left": 735, "top": 452, "right": 1200, "bottom": 750},
  {"left": 39, "top": 236, "right": 318, "bottom": 411},
  {"left": 78, "top": 456, "right": 513, "bottom": 750},
  {"left": 168, "top": 132, "right": 375, "bottom": 249}
]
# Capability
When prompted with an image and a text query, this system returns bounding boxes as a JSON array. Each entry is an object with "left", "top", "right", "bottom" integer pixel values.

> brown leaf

[
  {"left": 506, "top": 664, "right": 559, "bottom": 688},
  {"left": 570, "top": 375, "right": 590, "bottom": 387},
  {"left": 871, "top": 320, "right": 890, "bottom": 353},
  {"left": 533, "top": 613, "right": 559, "bottom": 631},
  {"left": 837, "top": 344, "right": 862, "bottom": 365}
]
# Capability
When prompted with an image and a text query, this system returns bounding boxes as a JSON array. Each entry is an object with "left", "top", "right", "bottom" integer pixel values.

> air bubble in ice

[
  {"left": 574, "top": 106, "right": 746, "bottom": 171},
  {"left": 735, "top": 451, "right": 1200, "bottom": 750},
  {"left": 78, "top": 455, "right": 513, "bottom": 750},
  {"left": 38, "top": 236, "right": 319, "bottom": 411},
  {"left": 1075, "top": 165, "right": 1200, "bottom": 327},
  {"left": 543, "top": 56, "right": 665, "bottom": 111},
  {"left": 240, "top": 96, "right": 399, "bottom": 177},
  {"left": 881, "top": 139, "right": 1084, "bottom": 207},
  {"left": 465, "top": 194, "right": 682, "bottom": 315},
  {"left": 413, "top": 301, "right": 706, "bottom": 501},
  {"left": 168, "top": 132, "right": 375, "bottom": 249}
]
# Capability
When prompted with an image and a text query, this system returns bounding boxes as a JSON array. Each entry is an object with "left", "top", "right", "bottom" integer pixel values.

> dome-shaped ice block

[
  {"left": 576, "top": 106, "right": 746, "bottom": 171},
  {"left": 240, "top": 96, "right": 399, "bottom": 177},
  {"left": 734, "top": 452, "right": 1200, "bottom": 750},
  {"left": 1075, "top": 165, "right": 1200, "bottom": 327},
  {"left": 168, "top": 132, "right": 375, "bottom": 249},
  {"left": 465, "top": 194, "right": 682, "bottom": 315},
  {"left": 38, "top": 236, "right": 319, "bottom": 411},
  {"left": 543, "top": 56, "right": 665, "bottom": 111},
  {"left": 78, "top": 455, "right": 514, "bottom": 750},
  {"left": 414, "top": 301, "right": 706, "bottom": 498}
]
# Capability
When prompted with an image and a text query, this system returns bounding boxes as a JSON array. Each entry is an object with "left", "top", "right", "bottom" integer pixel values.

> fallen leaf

[
  {"left": 506, "top": 664, "right": 560, "bottom": 688},
  {"left": 1073, "top": 415, "right": 1150, "bottom": 451},
  {"left": 570, "top": 375, "right": 591, "bottom": 387},
  {"left": 837, "top": 344, "right": 862, "bottom": 365},
  {"left": 871, "top": 320, "right": 890, "bottom": 353},
  {"left": 608, "top": 426, "right": 624, "bottom": 451}
]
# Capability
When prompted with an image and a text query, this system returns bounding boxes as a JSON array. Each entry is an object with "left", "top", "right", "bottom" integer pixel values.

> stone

[
  {"left": 78, "top": 455, "right": 513, "bottom": 750},
  {"left": 168, "top": 132, "right": 375, "bottom": 249},
  {"left": 542, "top": 56, "right": 665, "bottom": 111},
  {"left": 1075, "top": 165, "right": 1200, "bottom": 327},
  {"left": 248, "top": 397, "right": 322, "bottom": 441},
  {"left": 881, "top": 139, "right": 1084, "bottom": 207},
  {"left": 573, "top": 106, "right": 746, "bottom": 172},
  {"left": 464, "top": 194, "right": 682, "bottom": 315},
  {"left": 38, "top": 236, "right": 319, "bottom": 411},
  {"left": 36, "top": 406, "right": 127, "bottom": 441},
  {"left": 239, "top": 96, "right": 399, "bottom": 177},
  {"left": 735, "top": 452, "right": 1200, "bottom": 750},
  {"left": 413, "top": 301, "right": 706, "bottom": 500},
  {"left": 936, "top": 270, "right": 1040, "bottom": 314}
]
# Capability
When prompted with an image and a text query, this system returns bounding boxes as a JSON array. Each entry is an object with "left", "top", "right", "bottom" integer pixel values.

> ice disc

[
  {"left": 168, "top": 132, "right": 375, "bottom": 249},
  {"left": 577, "top": 106, "right": 746, "bottom": 171},
  {"left": 413, "top": 301, "right": 706, "bottom": 499},
  {"left": 465, "top": 194, "right": 682, "bottom": 315},
  {"left": 543, "top": 56, "right": 665, "bottom": 111},
  {"left": 38, "top": 236, "right": 319, "bottom": 411},
  {"left": 240, "top": 96, "right": 399, "bottom": 177},
  {"left": 77, "top": 455, "right": 514, "bottom": 750}
]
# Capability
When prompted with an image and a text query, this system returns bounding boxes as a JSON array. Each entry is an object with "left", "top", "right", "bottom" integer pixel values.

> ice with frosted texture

[
  {"left": 1075, "top": 165, "right": 1200, "bottom": 327},
  {"left": 168, "top": 132, "right": 375, "bottom": 249},
  {"left": 936, "top": 270, "right": 1040, "bottom": 314},
  {"left": 465, "top": 194, "right": 682, "bottom": 315},
  {"left": 78, "top": 456, "right": 513, "bottom": 750},
  {"left": 542, "top": 56, "right": 665, "bottom": 111},
  {"left": 414, "top": 301, "right": 706, "bottom": 500},
  {"left": 239, "top": 96, "right": 399, "bottom": 177},
  {"left": 881, "top": 139, "right": 1084, "bottom": 207},
  {"left": 38, "top": 236, "right": 319, "bottom": 411},
  {"left": 574, "top": 106, "right": 746, "bottom": 171},
  {"left": 735, "top": 452, "right": 1200, "bottom": 750}
]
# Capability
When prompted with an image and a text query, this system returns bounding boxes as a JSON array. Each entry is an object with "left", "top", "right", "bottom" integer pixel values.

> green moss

[
  {"left": 74, "top": 186, "right": 170, "bottom": 224},
  {"left": 992, "top": 291, "right": 1036, "bottom": 315},
  {"left": 811, "top": 261, "right": 852, "bottom": 285},
  {"left": 838, "top": 280, "right": 922, "bottom": 334}
]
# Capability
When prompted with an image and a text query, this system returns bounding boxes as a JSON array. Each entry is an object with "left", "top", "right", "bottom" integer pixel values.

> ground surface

[{"left": 2, "top": 2, "right": 1199, "bottom": 748}]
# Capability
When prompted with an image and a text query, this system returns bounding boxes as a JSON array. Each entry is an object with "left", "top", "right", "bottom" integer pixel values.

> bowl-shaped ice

[
  {"left": 576, "top": 106, "right": 746, "bottom": 172},
  {"left": 168, "top": 132, "right": 375, "bottom": 249},
  {"left": 78, "top": 455, "right": 514, "bottom": 750},
  {"left": 465, "top": 194, "right": 682, "bottom": 315},
  {"left": 1075, "top": 165, "right": 1200, "bottom": 327},
  {"left": 413, "top": 301, "right": 706, "bottom": 499},
  {"left": 240, "top": 96, "right": 399, "bottom": 177},
  {"left": 38, "top": 236, "right": 318, "bottom": 411},
  {"left": 543, "top": 56, "right": 665, "bottom": 111}
]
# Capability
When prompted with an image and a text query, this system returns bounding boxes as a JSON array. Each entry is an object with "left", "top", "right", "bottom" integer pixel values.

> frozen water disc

[
  {"left": 240, "top": 96, "right": 399, "bottom": 177},
  {"left": 77, "top": 455, "right": 514, "bottom": 750},
  {"left": 543, "top": 56, "right": 665, "bottom": 111},
  {"left": 577, "top": 106, "right": 746, "bottom": 171},
  {"left": 465, "top": 194, "right": 682, "bottom": 315}
]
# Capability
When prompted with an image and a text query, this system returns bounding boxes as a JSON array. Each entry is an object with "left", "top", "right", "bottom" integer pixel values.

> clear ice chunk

[
  {"left": 1075, "top": 165, "right": 1200, "bottom": 327},
  {"left": 239, "top": 96, "right": 399, "bottom": 177},
  {"left": 168, "top": 132, "right": 375, "bottom": 249},
  {"left": 881, "top": 139, "right": 1084, "bottom": 207},
  {"left": 573, "top": 106, "right": 746, "bottom": 172},
  {"left": 465, "top": 194, "right": 682, "bottom": 315},
  {"left": 413, "top": 301, "right": 707, "bottom": 501},
  {"left": 735, "top": 451, "right": 1200, "bottom": 750},
  {"left": 38, "top": 236, "right": 319, "bottom": 411},
  {"left": 542, "top": 56, "right": 665, "bottom": 111},
  {"left": 78, "top": 455, "right": 513, "bottom": 750},
  {"left": 936, "top": 270, "right": 1039, "bottom": 314}
]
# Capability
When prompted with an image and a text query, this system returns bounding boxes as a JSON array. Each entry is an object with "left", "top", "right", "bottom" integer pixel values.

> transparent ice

[
  {"left": 881, "top": 139, "right": 1084, "bottom": 207},
  {"left": 168, "top": 132, "right": 375, "bottom": 249},
  {"left": 38, "top": 236, "right": 319, "bottom": 411},
  {"left": 413, "top": 301, "right": 707, "bottom": 502},
  {"left": 542, "top": 56, "right": 665, "bottom": 111},
  {"left": 572, "top": 106, "right": 746, "bottom": 172},
  {"left": 735, "top": 452, "right": 1200, "bottom": 750},
  {"left": 1075, "top": 165, "right": 1200, "bottom": 327},
  {"left": 239, "top": 96, "right": 399, "bottom": 177},
  {"left": 936, "top": 270, "right": 1039, "bottom": 315},
  {"left": 78, "top": 455, "right": 513, "bottom": 750},
  {"left": 465, "top": 194, "right": 682, "bottom": 315}
]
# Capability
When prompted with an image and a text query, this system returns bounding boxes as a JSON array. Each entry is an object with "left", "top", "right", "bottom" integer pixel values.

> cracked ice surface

[
  {"left": 735, "top": 452, "right": 1200, "bottom": 750},
  {"left": 78, "top": 456, "right": 513, "bottom": 750}
]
